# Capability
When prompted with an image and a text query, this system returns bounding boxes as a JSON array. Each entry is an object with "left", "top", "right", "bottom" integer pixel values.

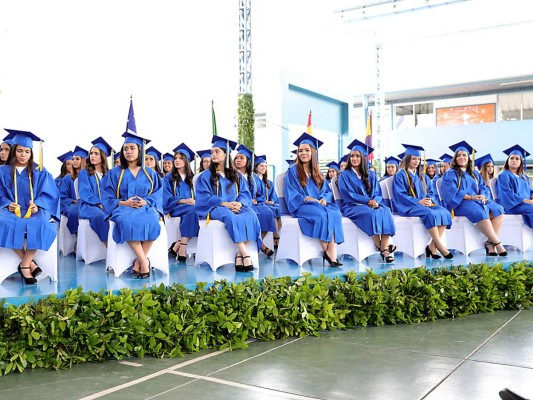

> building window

[{"left": 498, "top": 91, "right": 533, "bottom": 121}]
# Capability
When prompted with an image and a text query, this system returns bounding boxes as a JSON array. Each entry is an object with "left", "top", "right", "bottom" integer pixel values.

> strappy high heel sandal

[
  {"left": 242, "top": 255, "right": 254, "bottom": 272},
  {"left": 168, "top": 241, "right": 178, "bottom": 258},
  {"left": 261, "top": 246, "right": 274, "bottom": 257},
  {"left": 323, "top": 251, "right": 342, "bottom": 267},
  {"left": 31, "top": 260, "right": 42, "bottom": 278},
  {"left": 485, "top": 241, "right": 497, "bottom": 256},
  {"left": 177, "top": 241, "right": 187, "bottom": 263},
  {"left": 235, "top": 254, "right": 245, "bottom": 272},
  {"left": 138, "top": 258, "right": 151, "bottom": 279},
  {"left": 488, "top": 241, "right": 507, "bottom": 257},
  {"left": 380, "top": 249, "right": 395, "bottom": 263},
  {"left": 18, "top": 264, "right": 37, "bottom": 285},
  {"left": 273, "top": 236, "right": 280, "bottom": 250}
]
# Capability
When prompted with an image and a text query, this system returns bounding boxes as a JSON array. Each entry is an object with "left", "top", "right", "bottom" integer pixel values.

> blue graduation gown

[
  {"left": 254, "top": 174, "right": 281, "bottom": 218},
  {"left": 59, "top": 174, "right": 79, "bottom": 234},
  {"left": 101, "top": 166, "right": 163, "bottom": 244},
  {"left": 77, "top": 169, "right": 109, "bottom": 242},
  {"left": 392, "top": 169, "right": 451, "bottom": 229},
  {"left": 54, "top": 176, "right": 63, "bottom": 188},
  {"left": 441, "top": 169, "right": 504, "bottom": 224},
  {"left": 195, "top": 170, "right": 261, "bottom": 249},
  {"left": 496, "top": 170, "right": 533, "bottom": 228},
  {"left": 162, "top": 173, "right": 199, "bottom": 238},
  {"left": 251, "top": 173, "right": 277, "bottom": 233},
  {"left": 284, "top": 164, "right": 344, "bottom": 243},
  {"left": 338, "top": 168, "right": 395, "bottom": 237},
  {"left": 0, "top": 165, "right": 60, "bottom": 250}
]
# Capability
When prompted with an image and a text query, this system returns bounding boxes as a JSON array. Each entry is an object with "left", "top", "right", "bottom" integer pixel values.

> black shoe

[
  {"left": 442, "top": 250, "right": 454, "bottom": 259},
  {"left": 322, "top": 251, "right": 342, "bottom": 267},
  {"left": 31, "top": 260, "right": 42, "bottom": 278},
  {"left": 499, "top": 388, "right": 527, "bottom": 400},
  {"left": 261, "top": 246, "right": 274, "bottom": 258},
  {"left": 485, "top": 241, "right": 498, "bottom": 256},
  {"left": 18, "top": 264, "right": 37, "bottom": 285},
  {"left": 425, "top": 245, "right": 441, "bottom": 259},
  {"left": 273, "top": 236, "right": 280, "bottom": 250},
  {"left": 168, "top": 241, "right": 178, "bottom": 258},
  {"left": 235, "top": 254, "right": 245, "bottom": 272},
  {"left": 138, "top": 258, "right": 151, "bottom": 279},
  {"left": 242, "top": 255, "right": 254, "bottom": 272},
  {"left": 380, "top": 249, "right": 395, "bottom": 263},
  {"left": 388, "top": 244, "right": 397, "bottom": 253},
  {"left": 177, "top": 242, "right": 187, "bottom": 263}
]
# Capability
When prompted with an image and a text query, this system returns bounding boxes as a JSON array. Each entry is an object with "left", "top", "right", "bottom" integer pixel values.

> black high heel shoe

[
  {"left": 177, "top": 241, "right": 187, "bottom": 263},
  {"left": 261, "top": 246, "right": 274, "bottom": 257},
  {"left": 488, "top": 241, "right": 507, "bottom": 257},
  {"left": 242, "top": 255, "right": 254, "bottom": 272},
  {"left": 31, "top": 260, "right": 42, "bottom": 278},
  {"left": 273, "top": 236, "right": 280, "bottom": 250},
  {"left": 380, "top": 249, "right": 395, "bottom": 263},
  {"left": 168, "top": 241, "right": 178, "bottom": 258},
  {"left": 485, "top": 241, "right": 497, "bottom": 256},
  {"left": 18, "top": 264, "right": 37, "bottom": 284},
  {"left": 235, "top": 254, "right": 245, "bottom": 272},
  {"left": 441, "top": 249, "right": 454, "bottom": 259},
  {"left": 425, "top": 245, "right": 441, "bottom": 259},
  {"left": 138, "top": 258, "right": 151, "bottom": 279},
  {"left": 388, "top": 244, "right": 397, "bottom": 253},
  {"left": 323, "top": 251, "right": 342, "bottom": 267}
]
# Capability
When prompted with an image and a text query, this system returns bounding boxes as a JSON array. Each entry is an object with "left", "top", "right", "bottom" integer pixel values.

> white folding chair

[
  {"left": 76, "top": 219, "right": 107, "bottom": 264},
  {"left": 0, "top": 234, "right": 58, "bottom": 284},
  {"left": 330, "top": 177, "right": 376, "bottom": 262},
  {"left": 384, "top": 177, "right": 432, "bottom": 259},
  {"left": 491, "top": 177, "right": 533, "bottom": 252},
  {"left": 58, "top": 215, "right": 77, "bottom": 256},
  {"left": 435, "top": 178, "right": 485, "bottom": 255},
  {"left": 106, "top": 220, "right": 169, "bottom": 277},
  {"left": 273, "top": 172, "right": 324, "bottom": 266},
  {"left": 164, "top": 215, "right": 198, "bottom": 259}
]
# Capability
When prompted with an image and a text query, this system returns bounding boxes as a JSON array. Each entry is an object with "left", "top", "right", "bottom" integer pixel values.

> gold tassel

[
  {"left": 206, "top": 213, "right": 211, "bottom": 226},
  {"left": 225, "top": 140, "right": 230, "bottom": 170},
  {"left": 37, "top": 141, "right": 43, "bottom": 171},
  {"left": 423, "top": 151, "right": 426, "bottom": 175}
]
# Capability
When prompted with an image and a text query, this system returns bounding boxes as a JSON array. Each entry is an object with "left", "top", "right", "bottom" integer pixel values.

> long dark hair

[
  {"left": 8, "top": 145, "right": 34, "bottom": 181},
  {"left": 237, "top": 155, "right": 254, "bottom": 192},
  {"left": 450, "top": 151, "right": 476, "bottom": 180},
  {"left": 346, "top": 150, "right": 371, "bottom": 195},
  {"left": 170, "top": 152, "right": 194, "bottom": 191},
  {"left": 199, "top": 156, "right": 211, "bottom": 173},
  {"left": 503, "top": 156, "right": 524, "bottom": 176},
  {"left": 209, "top": 149, "right": 240, "bottom": 194},
  {"left": 295, "top": 146, "right": 324, "bottom": 189},
  {"left": 119, "top": 144, "right": 142, "bottom": 168},
  {"left": 400, "top": 155, "right": 428, "bottom": 196},
  {"left": 58, "top": 161, "right": 70, "bottom": 179},
  {"left": 253, "top": 163, "right": 271, "bottom": 190},
  {"left": 86, "top": 147, "right": 110, "bottom": 176}
]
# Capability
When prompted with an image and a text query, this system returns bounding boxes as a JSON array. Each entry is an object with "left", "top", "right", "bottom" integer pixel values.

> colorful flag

[
  {"left": 306, "top": 110, "right": 313, "bottom": 135},
  {"left": 212, "top": 100, "right": 218, "bottom": 136},
  {"left": 365, "top": 111, "right": 373, "bottom": 161},
  {"left": 126, "top": 95, "right": 137, "bottom": 134}
]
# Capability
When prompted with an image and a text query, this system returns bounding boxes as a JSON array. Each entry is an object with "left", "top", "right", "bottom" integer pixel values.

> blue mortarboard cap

[
  {"left": 339, "top": 154, "right": 349, "bottom": 164},
  {"left": 326, "top": 161, "right": 340, "bottom": 171},
  {"left": 425, "top": 159, "right": 438, "bottom": 166},
  {"left": 57, "top": 151, "right": 74, "bottom": 163},
  {"left": 449, "top": 141, "right": 476, "bottom": 155},
  {"left": 254, "top": 154, "right": 267, "bottom": 167},
  {"left": 145, "top": 146, "right": 162, "bottom": 160},
  {"left": 346, "top": 138, "right": 374, "bottom": 157},
  {"left": 163, "top": 152, "right": 174, "bottom": 161},
  {"left": 121, "top": 131, "right": 150, "bottom": 146},
  {"left": 197, "top": 149, "right": 212, "bottom": 159},
  {"left": 3, "top": 129, "right": 42, "bottom": 149},
  {"left": 398, "top": 152, "right": 406, "bottom": 160},
  {"left": 293, "top": 132, "right": 323, "bottom": 150},
  {"left": 236, "top": 144, "right": 253, "bottom": 160},
  {"left": 211, "top": 135, "right": 237, "bottom": 151},
  {"left": 173, "top": 143, "right": 196, "bottom": 162},
  {"left": 503, "top": 144, "right": 530, "bottom": 159},
  {"left": 73, "top": 146, "right": 88, "bottom": 158},
  {"left": 113, "top": 152, "right": 121, "bottom": 160},
  {"left": 440, "top": 153, "right": 453, "bottom": 163},
  {"left": 286, "top": 159, "right": 295, "bottom": 166},
  {"left": 401, "top": 143, "right": 425, "bottom": 157},
  {"left": 91, "top": 137, "right": 113, "bottom": 156},
  {"left": 474, "top": 154, "right": 494, "bottom": 169},
  {"left": 384, "top": 156, "right": 400, "bottom": 166},
  {"left": 1, "top": 136, "right": 13, "bottom": 146}
]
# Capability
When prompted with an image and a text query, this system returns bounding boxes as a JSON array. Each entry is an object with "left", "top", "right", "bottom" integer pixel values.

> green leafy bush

[{"left": 0, "top": 262, "right": 531, "bottom": 375}]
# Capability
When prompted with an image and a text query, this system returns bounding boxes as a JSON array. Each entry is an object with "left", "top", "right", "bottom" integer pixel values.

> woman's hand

[
  {"left": 179, "top": 198, "right": 195, "bottom": 205},
  {"left": 471, "top": 194, "right": 487, "bottom": 204},
  {"left": 367, "top": 199, "right": 379, "bottom": 208},
  {"left": 28, "top": 200, "right": 38, "bottom": 214},
  {"left": 419, "top": 198, "right": 433, "bottom": 207},
  {"left": 318, "top": 199, "right": 327, "bottom": 206},
  {"left": 122, "top": 196, "right": 145, "bottom": 208},
  {"left": 8, "top": 202, "right": 19, "bottom": 212},
  {"left": 252, "top": 199, "right": 258, "bottom": 205}
]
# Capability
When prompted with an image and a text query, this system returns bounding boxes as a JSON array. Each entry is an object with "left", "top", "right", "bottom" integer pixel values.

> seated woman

[
  {"left": 55, "top": 151, "right": 73, "bottom": 187},
  {"left": 284, "top": 133, "right": 344, "bottom": 266},
  {"left": 77, "top": 137, "right": 113, "bottom": 245},
  {"left": 440, "top": 141, "right": 506, "bottom": 256},
  {"left": 0, "top": 137, "right": 12, "bottom": 165},
  {"left": 392, "top": 144, "right": 452, "bottom": 259},
  {"left": 475, "top": 154, "right": 496, "bottom": 200},
  {"left": 162, "top": 153, "right": 173, "bottom": 175},
  {"left": 197, "top": 149, "right": 212, "bottom": 173},
  {"left": 425, "top": 159, "right": 439, "bottom": 183},
  {"left": 101, "top": 132, "right": 163, "bottom": 278},
  {"left": 325, "top": 161, "right": 340, "bottom": 185},
  {"left": 59, "top": 146, "right": 87, "bottom": 236},
  {"left": 195, "top": 135, "right": 261, "bottom": 272},
  {"left": 435, "top": 154, "right": 452, "bottom": 181},
  {"left": 0, "top": 130, "right": 60, "bottom": 284},
  {"left": 145, "top": 146, "right": 164, "bottom": 178},
  {"left": 380, "top": 156, "right": 400, "bottom": 182},
  {"left": 253, "top": 155, "right": 282, "bottom": 251},
  {"left": 164, "top": 143, "right": 200, "bottom": 262},
  {"left": 338, "top": 139, "right": 396, "bottom": 262},
  {"left": 496, "top": 145, "right": 533, "bottom": 230},
  {"left": 234, "top": 144, "right": 277, "bottom": 257}
]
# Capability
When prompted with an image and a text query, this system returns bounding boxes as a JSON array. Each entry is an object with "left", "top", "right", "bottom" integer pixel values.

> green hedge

[{"left": 0, "top": 262, "right": 531, "bottom": 375}]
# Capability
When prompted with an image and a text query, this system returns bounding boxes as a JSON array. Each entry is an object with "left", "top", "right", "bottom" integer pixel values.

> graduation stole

[
  {"left": 451, "top": 174, "right": 462, "bottom": 219},
  {"left": 404, "top": 169, "right": 433, "bottom": 206},
  {"left": 116, "top": 167, "right": 154, "bottom": 199},
  {"left": 206, "top": 172, "right": 239, "bottom": 226},
  {"left": 13, "top": 169, "right": 34, "bottom": 218}
]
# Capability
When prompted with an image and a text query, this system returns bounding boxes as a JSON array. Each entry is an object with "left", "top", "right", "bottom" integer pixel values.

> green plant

[{"left": 237, "top": 93, "right": 255, "bottom": 151}]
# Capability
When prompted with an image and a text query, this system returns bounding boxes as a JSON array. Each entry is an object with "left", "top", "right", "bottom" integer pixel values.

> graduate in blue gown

[
  {"left": 234, "top": 144, "right": 277, "bottom": 257},
  {"left": 162, "top": 152, "right": 173, "bottom": 176},
  {"left": 392, "top": 144, "right": 453, "bottom": 259},
  {"left": 325, "top": 161, "right": 340, "bottom": 185},
  {"left": 425, "top": 159, "right": 439, "bottom": 183},
  {"left": 197, "top": 149, "right": 212, "bottom": 173},
  {"left": 253, "top": 155, "right": 282, "bottom": 251},
  {"left": 0, "top": 137, "right": 12, "bottom": 165},
  {"left": 113, "top": 152, "right": 120, "bottom": 167},
  {"left": 284, "top": 133, "right": 344, "bottom": 266},
  {"left": 496, "top": 145, "right": 533, "bottom": 229},
  {"left": 475, "top": 154, "right": 497, "bottom": 200},
  {"left": 0, "top": 130, "right": 60, "bottom": 284},
  {"left": 145, "top": 146, "right": 164, "bottom": 178},
  {"left": 440, "top": 141, "right": 506, "bottom": 256},
  {"left": 338, "top": 139, "right": 396, "bottom": 262},
  {"left": 55, "top": 151, "right": 73, "bottom": 187},
  {"left": 101, "top": 132, "right": 163, "bottom": 278},
  {"left": 77, "top": 137, "right": 113, "bottom": 244},
  {"left": 435, "top": 154, "right": 452, "bottom": 181},
  {"left": 195, "top": 135, "right": 261, "bottom": 272},
  {"left": 380, "top": 156, "right": 400, "bottom": 182},
  {"left": 59, "top": 146, "right": 88, "bottom": 235},
  {"left": 164, "top": 143, "right": 200, "bottom": 263}
]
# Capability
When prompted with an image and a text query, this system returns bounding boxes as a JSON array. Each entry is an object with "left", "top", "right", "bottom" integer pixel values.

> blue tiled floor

[{"left": 1, "top": 247, "right": 532, "bottom": 306}]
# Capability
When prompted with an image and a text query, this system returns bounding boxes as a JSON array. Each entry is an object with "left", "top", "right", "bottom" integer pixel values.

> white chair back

[
  {"left": 379, "top": 177, "right": 393, "bottom": 211},
  {"left": 74, "top": 178, "right": 80, "bottom": 200},
  {"left": 384, "top": 177, "right": 396, "bottom": 213},
  {"left": 489, "top": 177, "right": 498, "bottom": 200},
  {"left": 274, "top": 172, "right": 289, "bottom": 215},
  {"left": 435, "top": 178, "right": 443, "bottom": 201},
  {"left": 329, "top": 176, "right": 344, "bottom": 209}
]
